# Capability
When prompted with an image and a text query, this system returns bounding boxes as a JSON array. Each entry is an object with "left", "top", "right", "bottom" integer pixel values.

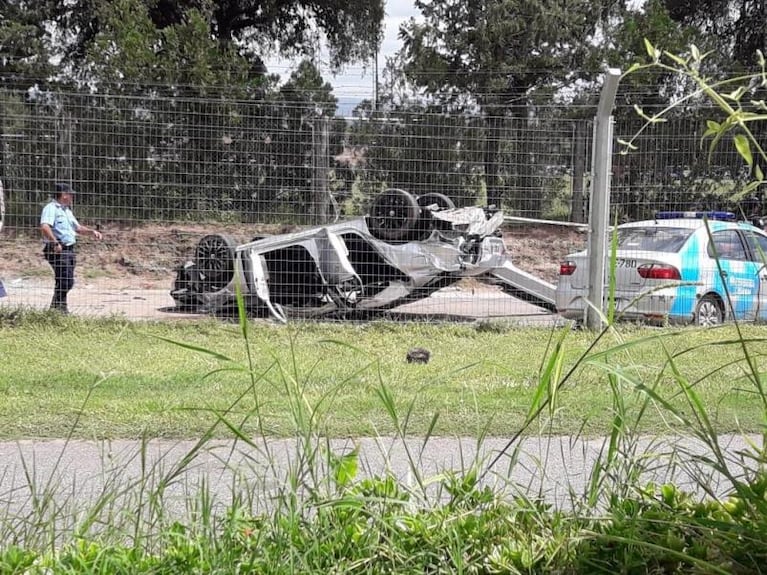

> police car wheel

[{"left": 694, "top": 295, "right": 724, "bottom": 327}]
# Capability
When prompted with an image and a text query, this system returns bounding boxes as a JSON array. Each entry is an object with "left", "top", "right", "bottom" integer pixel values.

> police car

[{"left": 556, "top": 211, "right": 767, "bottom": 326}]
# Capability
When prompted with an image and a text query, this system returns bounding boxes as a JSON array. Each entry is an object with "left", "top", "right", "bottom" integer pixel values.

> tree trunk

[
  {"left": 484, "top": 112, "right": 502, "bottom": 209},
  {"left": 571, "top": 121, "right": 587, "bottom": 223}
]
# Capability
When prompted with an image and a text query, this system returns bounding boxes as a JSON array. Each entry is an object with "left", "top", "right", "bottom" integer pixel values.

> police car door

[
  {"left": 744, "top": 229, "right": 767, "bottom": 321},
  {"left": 709, "top": 229, "right": 760, "bottom": 321}
]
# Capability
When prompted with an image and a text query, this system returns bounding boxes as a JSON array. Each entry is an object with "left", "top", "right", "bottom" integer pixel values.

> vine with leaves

[{"left": 620, "top": 40, "right": 767, "bottom": 203}]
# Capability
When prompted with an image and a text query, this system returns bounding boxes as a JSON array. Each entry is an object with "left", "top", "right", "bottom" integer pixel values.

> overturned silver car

[{"left": 170, "top": 189, "right": 555, "bottom": 320}]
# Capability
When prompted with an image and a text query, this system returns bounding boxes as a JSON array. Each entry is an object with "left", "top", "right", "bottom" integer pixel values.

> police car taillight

[
  {"left": 637, "top": 263, "right": 681, "bottom": 280},
  {"left": 559, "top": 261, "right": 577, "bottom": 276}
]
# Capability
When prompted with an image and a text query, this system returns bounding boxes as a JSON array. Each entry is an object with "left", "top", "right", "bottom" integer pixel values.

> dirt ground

[{"left": 0, "top": 221, "right": 586, "bottom": 290}]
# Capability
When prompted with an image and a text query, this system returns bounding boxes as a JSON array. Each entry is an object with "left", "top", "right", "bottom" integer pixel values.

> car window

[
  {"left": 617, "top": 227, "right": 692, "bottom": 252},
  {"left": 745, "top": 231, "right": 767, "bottom": 263},
  {"left": 708, "top": 229, "right": 749, "bottom": 261}
]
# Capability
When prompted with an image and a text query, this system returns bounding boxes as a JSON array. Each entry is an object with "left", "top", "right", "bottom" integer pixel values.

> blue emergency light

[{"left": 654, "top": 211, "right": 736, "bottom": 221}]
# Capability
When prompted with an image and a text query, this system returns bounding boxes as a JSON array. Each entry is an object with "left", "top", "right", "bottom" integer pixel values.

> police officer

[{"left": 39, "top": 183, "right": 103, "bottom": 313}]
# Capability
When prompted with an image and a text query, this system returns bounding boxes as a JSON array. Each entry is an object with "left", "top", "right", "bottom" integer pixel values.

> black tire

[
  {"left": 415, "top": 192, "right": 457, "bottom": 239},
  {"left": 368, "top": 188, "right": 420, "bottom": 241},
  {"left": 417, "top": 192, "right": 455, "bottom": 211},
  {"left": 195, "top": 234, "right": 238, "bottom": 291},
  {"left": 694, "top": 294, "right": 724, "bottom": 327}
]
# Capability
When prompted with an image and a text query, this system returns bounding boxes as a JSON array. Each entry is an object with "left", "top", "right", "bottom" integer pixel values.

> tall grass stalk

[{"left": 4, "top": 244, "right": 767, "bottom": 571}]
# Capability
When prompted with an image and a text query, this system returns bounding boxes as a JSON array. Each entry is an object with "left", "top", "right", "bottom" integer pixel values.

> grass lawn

[
  {"left": 1, "top": 312, "right": 765, "bottom": 439},
  {"left": 3, "top": 312, "right": 767, "bottom": 575}
]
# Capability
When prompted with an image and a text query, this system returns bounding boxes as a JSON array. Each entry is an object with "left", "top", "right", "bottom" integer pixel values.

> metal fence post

[
  {"left": 586, "top": 68, "right": 621, "bottom": 330},
  {"left": 0, "top": 178, "right": 4, "bottom": 234}
]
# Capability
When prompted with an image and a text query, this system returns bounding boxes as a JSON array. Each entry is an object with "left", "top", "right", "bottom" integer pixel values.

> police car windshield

[{"left": 617, "top": 227, "right": 693, "bottom": 252}]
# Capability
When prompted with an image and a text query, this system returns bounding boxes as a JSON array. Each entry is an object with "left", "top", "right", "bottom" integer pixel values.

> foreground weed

[{"left": 6, "top": 210, "right": 767, "bottom": 573}]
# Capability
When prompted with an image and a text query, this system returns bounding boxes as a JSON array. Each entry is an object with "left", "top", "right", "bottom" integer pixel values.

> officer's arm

[
  {"left": 75, "top": 223, "right": 103, "bottom": 240},
  {"left": 40, "top": 223, "right": 57, "bottom": 243},
  {"left": 40, "top": 222, "right": 55, "bottom": 241}
]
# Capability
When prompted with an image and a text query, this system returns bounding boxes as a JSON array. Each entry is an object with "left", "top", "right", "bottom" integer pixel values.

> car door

[
  {"left": 744, "top": 229, "right": 767, "bottom": 321},
  {"left": 708, "top": 229, "right": 760, "bottom": 320}
]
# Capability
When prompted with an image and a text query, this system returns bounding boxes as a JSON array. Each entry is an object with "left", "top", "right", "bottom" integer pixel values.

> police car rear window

[{"left": 617, "top": 227, "right": 693, "bottom": 252}]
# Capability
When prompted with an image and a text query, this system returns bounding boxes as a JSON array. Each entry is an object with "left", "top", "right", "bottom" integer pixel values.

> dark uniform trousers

[{"left": 44, "top": 244, "right": 76, "bottom": 311}]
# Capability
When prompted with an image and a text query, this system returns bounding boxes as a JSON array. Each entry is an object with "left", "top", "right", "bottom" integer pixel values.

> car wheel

[
  {"left": 195, "top": 233, "right": 238, "bottom": 291},
  {"left": 694, "top": 295, "right": 724, "bottom": 327},
  {"left": 414, "top": 193, "right": 456, "bottom": 240},
  {"left": 417, "top": 192, "right": 455, "bottom": 211},
  {"left": 368, "top": 188, "right": 420, "bottom": 241}
]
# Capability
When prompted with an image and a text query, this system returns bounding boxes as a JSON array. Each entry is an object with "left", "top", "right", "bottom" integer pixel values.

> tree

[
  {"left": 593, "top": 0, "right": 710, "bottom": 220},
  {"left": 50, "top": 0, "right": 385, "bottom": 77},
  {"left": 590, "top": 1, "right": 765, "bottom": 220},
  {"left": 345, "top": 98, "right": 488, "bottom": 207},
  {"left": 662, "top": 0, "right": 766, "bottom": 69},
  {"left": 398, "top": 0, "right": 609, "bottom": 211},
  {"left": 658, "top": 0, "right": 767, "bottom": 191},
  {"left": 266, "top": 60, "right": 342, "bottom": 223},
  {"left": 0, "top": 0, "right": 55, "bottom": 85},
  {"left": 83, "top": 0, "right": 253, "bottom": 90}
]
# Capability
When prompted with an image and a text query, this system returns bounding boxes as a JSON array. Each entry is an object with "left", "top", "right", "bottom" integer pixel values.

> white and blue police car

[{"left": 556, "top": 211, "right": 767, "bottom": 326}]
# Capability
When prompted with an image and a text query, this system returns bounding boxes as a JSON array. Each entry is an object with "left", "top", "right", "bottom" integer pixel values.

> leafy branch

[{"left": 619, "top": 40, "right": 767, "bottom": 199}]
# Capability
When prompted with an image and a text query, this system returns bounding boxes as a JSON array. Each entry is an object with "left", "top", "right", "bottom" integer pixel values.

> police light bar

[{"left": 655, "top": 211, "right": 736, "bottom": 221}]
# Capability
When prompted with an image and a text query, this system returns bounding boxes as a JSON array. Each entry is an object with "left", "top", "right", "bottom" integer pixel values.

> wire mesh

[
  {"left": 0, "top": 86, "right": 760, "bottom": 323},
  {"left": 555, "top": 101, "right": 766, "bottom": 326}
]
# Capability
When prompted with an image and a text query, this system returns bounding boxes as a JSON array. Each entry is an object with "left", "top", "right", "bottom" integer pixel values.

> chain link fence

[
  {"left": 0, "top": 89, "right": 593, "bottom": 226},
  {"left": 0, "top": 85, "right": 757, "bottom": 320}
]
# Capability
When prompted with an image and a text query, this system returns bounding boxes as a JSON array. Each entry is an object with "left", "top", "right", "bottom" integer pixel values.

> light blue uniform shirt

[{"left": 40, "top": 201, "right": 79, "bottom": 246}]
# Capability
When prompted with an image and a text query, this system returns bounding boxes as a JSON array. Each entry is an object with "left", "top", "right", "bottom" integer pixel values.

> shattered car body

[{"left": 170, "top": 190, "right": 513, "bottom": 321}]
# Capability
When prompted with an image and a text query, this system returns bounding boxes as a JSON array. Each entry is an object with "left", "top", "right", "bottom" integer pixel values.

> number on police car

[{"left": 617, "top": 258, "right": 636, "bottom": 268}]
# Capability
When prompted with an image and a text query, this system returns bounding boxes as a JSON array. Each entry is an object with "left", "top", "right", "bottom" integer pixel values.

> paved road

[
  {"left": 0, "top": 434, "right": 759, "bottom": 528},
  {"left": 0, "top": 277, "right": 561, "bottom": 324}
]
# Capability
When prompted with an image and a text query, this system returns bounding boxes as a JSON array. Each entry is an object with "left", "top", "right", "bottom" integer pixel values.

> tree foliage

[
  {"left": 398, "top": 0, "right": 608, "bottom": 109},
  {"left": 0, "top": 0, "right": 56, "bottom": 84},
  {"left": 83, "top": 0, "right": 255, "bottom": 91},
  {"left": 4, "top": 0, "right": 763, "bottom": 224},
  {"left": 662, "top": 0, "right": 767, "bottom": 69},
  {"left": 600, "top": 0, "right": 696, "bottom": 89},
  {"left": 51, "top": 0, "right": 384, "bottom": 76},
  {"left": 617, "top": 39, "right": 767, "bottom": 214},
  {"left": 347, "top": 101, "right": 488, "bottom": 204},
  {"left": 264, "top": 60, "right": 344, "bottom": 222},
  {"left": 593, "top": 1, "right": 766, "bottom": 219},
  {"left": 395, "top": 0, "right": 611, "bottom": 210}
]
